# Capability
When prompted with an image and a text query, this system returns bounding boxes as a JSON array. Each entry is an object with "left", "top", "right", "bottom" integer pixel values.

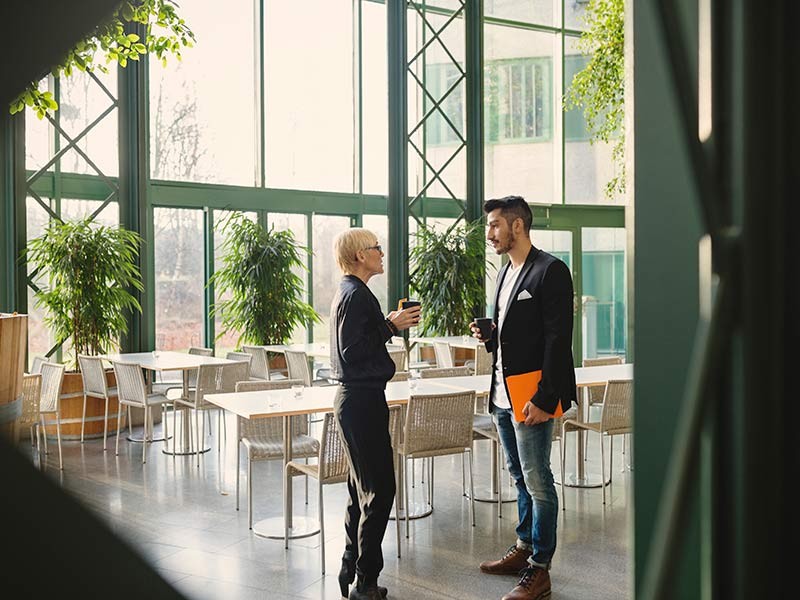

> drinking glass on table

[{"left": 408, "top": 369, "right": 421, "bottom": 391}]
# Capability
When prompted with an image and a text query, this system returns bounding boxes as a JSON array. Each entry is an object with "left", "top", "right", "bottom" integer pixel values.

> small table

[
  {"left": 205, "top": 378, "right": 458, "bottom": 539},
  {"left": 102, "top": 351, "right": 238, "bottom": 454}
]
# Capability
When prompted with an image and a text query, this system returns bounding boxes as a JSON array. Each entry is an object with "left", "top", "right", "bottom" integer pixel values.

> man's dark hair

[{"left": 483, "top": 195, "right": 532, "bottom": 233}]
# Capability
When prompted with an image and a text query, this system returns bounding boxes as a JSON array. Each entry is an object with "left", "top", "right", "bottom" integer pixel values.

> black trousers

[{"left": 334, "top": 385, "right": 396, "bottom": 584}]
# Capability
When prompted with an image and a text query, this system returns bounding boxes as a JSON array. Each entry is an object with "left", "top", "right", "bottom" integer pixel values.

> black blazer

[{"left": 486, "top": 245, "right": 577, "bottom": 416}]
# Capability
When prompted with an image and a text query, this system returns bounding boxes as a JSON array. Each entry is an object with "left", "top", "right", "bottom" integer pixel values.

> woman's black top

[{"left": 329, "top": 275, "right": 396, "bottom": 389}]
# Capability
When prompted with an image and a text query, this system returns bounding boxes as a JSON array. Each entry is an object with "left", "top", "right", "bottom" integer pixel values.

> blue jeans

[{"left": 493, "top": 406, "right": 558, "bottom": 568}]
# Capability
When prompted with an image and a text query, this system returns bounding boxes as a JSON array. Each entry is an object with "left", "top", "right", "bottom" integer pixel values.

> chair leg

[
  {"left": 394, "top": 450, "right": 401, "bottom": 558},
  {"left": 80, "top": 393, "right": 87, "bottom": 443},
  {"left": 429, "top": 458, "right": 435, "bottom": 509},
  {"left": 40, "top": 414, "right": 48, "bottom": 455},
  {"left": 284, "top": 467, "right": 291, "bottom": 549},
  {"left": 467, "top": 449, "right": 475, "bottom": 527},
  {"left": 600, "top": 433, "right": 607, "bottom": 505},
  {"left": 116, "top": 405, "right": 123, "bottom": 456},
  {"left": 235, "top": 440, "right": 241, "bottom": 511},
  {"left": 248, "top": 456, "right": 253, "bottom": 529},
  {"left": 142, "top": 407, "right": 148, "bottom": 464},
  {"left": 103, "top": 396, "right": 109, "bottom": 451},
  {"left": 496, "top": 440, "right": 503, "bottom": 519},
  {"left": 318, "top": 481, "right": 325, "bottom": 575},
  {"left": 196, "top": 409, "right": 201, "bottom": 469},
  {"left": 560, "top": 425, "right": 567, "bottom": 512},
  {"left": 404, "top": 457, "right": 410, "bottom": 539},
  {"left": 56, "top": 413, "right": 63, "bottom": 470}
]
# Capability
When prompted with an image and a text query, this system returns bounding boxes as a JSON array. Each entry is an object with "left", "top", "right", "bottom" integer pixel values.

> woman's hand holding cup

[{"left": 389, "top": 304, "right": 421, "bottom": 332}]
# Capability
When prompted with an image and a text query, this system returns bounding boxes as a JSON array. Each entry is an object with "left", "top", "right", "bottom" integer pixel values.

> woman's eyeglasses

[{"left": 363, "top": 244, "right": 382, "bottom": 253}]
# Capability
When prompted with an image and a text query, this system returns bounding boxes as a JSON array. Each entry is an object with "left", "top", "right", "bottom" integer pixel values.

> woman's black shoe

[{"left": 338, "top": 561, "right": 387, "bottom": 599}]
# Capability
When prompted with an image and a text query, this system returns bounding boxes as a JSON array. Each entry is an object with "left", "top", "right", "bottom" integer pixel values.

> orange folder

[{"left": 505, "top": 370, "right": 562, "bottom": 422}]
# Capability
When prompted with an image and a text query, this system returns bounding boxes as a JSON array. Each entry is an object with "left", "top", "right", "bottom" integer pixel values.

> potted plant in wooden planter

[
  {"left": 210, "top": 212, "right": 320, "bottom": 371},
  {"left": 25, "top": 217, "right": 144, "bottom": 439},
  {"left": 409, "top": 219, "right": 490, "bottom": 365}
]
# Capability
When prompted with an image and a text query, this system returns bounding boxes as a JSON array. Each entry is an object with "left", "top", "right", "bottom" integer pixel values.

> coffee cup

[
  {"left": 475, "top": 317, "right": 493, "bottom": 340},
  {"left": 401, "top": 299, "right": 420, "bottom": 310}
]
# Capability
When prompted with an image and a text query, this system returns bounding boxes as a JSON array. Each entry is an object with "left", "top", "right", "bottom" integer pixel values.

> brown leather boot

[
  {"left": 479, "top": 544, "right": 533, "bottom": 575},
  {"left": 501, "top": 566, "right": 551, "bottom": 600}
]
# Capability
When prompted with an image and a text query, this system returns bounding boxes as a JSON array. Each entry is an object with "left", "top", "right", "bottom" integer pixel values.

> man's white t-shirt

[{"left": 491, "top": 262, "right": 523, "bottom": 410}]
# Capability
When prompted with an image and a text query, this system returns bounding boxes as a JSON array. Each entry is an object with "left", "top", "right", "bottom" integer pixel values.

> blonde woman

[{"left": 330, "top": 228, "right": 420, "bottom": 600}]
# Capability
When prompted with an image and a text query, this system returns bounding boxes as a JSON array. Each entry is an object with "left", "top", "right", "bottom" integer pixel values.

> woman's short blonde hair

[{"left": 333, "top": 228, "right": 378, "bottom": 274}]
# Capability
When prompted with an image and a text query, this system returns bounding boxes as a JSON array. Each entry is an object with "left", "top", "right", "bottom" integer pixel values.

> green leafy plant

[
  {"left": 210, "top": 213, "right": 320, "bottom": 346},
  {"left": 410, "top": 219, "right": 490, "bottom": 336},
  {"left": 563, "top": 0, "right": 625, "bottom": 199},
  {"left": 25, "top": 218, "right": 144, "bottom": 370},
  {"left": 10, "top": 0, "right": 195, "bottom": 119}
]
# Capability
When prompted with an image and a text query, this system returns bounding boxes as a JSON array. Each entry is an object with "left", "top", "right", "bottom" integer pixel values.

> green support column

[
  {"left": 465, "top": 0, "right": 485, "bottom": 316},
  {"left": 0, "top": 112, "right": 26, "bottom": 314},
  {"left": 118, "top": 22, "right": 152, "bottom": 352},
  {"left": 204, "top": 208, "right": 215, "bottom": 349},
  {"left": 387, "top": 0, "right": 409, "bottom": 306}
]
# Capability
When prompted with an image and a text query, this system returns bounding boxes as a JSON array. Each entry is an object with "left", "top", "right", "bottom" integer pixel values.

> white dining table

[
  {"left": 102, "top": 351, "right": 238, "bottom": 454},
  {"left": 205, "top": 378, "right": 466, "bottom": 540}
]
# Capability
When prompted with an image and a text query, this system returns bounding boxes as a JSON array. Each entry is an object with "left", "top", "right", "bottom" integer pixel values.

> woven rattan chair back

[
  {"left": 226, "top": 352, "right": 253, "bottom": 379},
  {"left": 188, "top": 346, "right": 213, "bottom": 356},
  {"left": 420, "top": 366, "right": 472, "bottom": 379},
  {"left": 600, "top": 379, "right": 633, "bottom": 435},
  {"left": 472, "top": 344, "right": 493, "bottom": 375},
  {"left": 389, "top": 370, "right": 410, "bottom": 382},
  {"left": 242, "top": 346, "right": 271, "bottom": 380},
  {"left": 218, "top": 361, "right": 250, "bottom": 393},
  {"left": 316, "top": 412, "right": 350, "bottom": 484},
  {"left": 78, "top": 354, "right": 109, "bottom": 396},
  {"left": 402, "top": 390, "right": 476, "bottom": 457},
  {"left": 388, "top": 404, "right": 404, "bottom": 450},
  {"left": 583, "top": 355, "right": 624, "bottom": 406},
  {"left": 113, "top": 361, "right": 148, "bottom": 408},
  {"left": 39, "top": 362, "right": 65, "bottom": 414},
  {"left": 387, "top": 347, "right": 407, "bottom": 372},
  {"left": 30, "top": 356, "right": 46, "bottom": 374},
  {"left": 20, "top": 373, "right": 42, "bottom": 429},
  {"left": 433, "top": 341, "right": 454, "bottom": 368},
  {"left": 284, "top": 350, "right": 312, "bottom": 386}
]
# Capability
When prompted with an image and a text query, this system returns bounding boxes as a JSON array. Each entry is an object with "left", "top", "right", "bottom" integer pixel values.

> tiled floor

[{"left": 26, "top": 409, "right": 631, "bottom": 599}]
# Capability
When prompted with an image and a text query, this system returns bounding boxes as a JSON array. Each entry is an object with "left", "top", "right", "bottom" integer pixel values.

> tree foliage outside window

[
  {"left": 563, "top": 0, "right": 625, "bottom": 199},
  {"left": 210, "top": 213, "right": 321, "bottom": 347},
  {"left": 10, "top": 0, "right": 195, "bottom": 119}
]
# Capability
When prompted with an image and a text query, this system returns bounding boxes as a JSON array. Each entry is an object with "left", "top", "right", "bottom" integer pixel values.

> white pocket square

[{"left": 517, "top": 289, "right": 532, "bottom": 300}]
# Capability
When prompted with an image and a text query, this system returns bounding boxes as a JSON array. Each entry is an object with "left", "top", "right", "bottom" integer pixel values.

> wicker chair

[
  {"left": 389, "top": 370, "right": 410, "bottom": 383},
  {"left": 397, "top": 390, "right": 477, "bottom": 537},
  {"left": 225, "top": 352, "right": 253, "bottom": 379},
  {"left": 162, "top": 346, "right": 214, "bottom": 398},
  {"left": 234, "top": 378, "right": 319, "bottom": 529},
  {"left": 420, "top": 366, "right": 472, "bottom": 379},
  {"left": 112, "top": 361, "right": 172, "bottom": 464},
  {"left": 241, "top": 345, "right": 272, "bottom": 381},
  {"left": 466, "top": 344, "right": 493, "bottom": 375},
  {"left": 582, "top": 355, "right": 625, "bottom": 458},
  {"left": 551, "top": 404, "right": 578, "bottom": 511},
  {"left": 78, "top": 354, "right": 117, "bottom": 449},
  {"left": 387, "top": 404, "right": 403, "bottom": 558},
  {"left": 19, "top": 373, "right": 42, "bottom": 456},
  {"left": 470, "top": 394, "right": 506, "bottom": 518},
  {"left": 38, "top": 362, "right": 66, "bottom": 470},
  {"left": 284, "top": 412, "right": 350, "bottom": 574},
  {"left": 284, "top": 350, "right": 333, "bottom": 387},
  {"left": 387, "top": 346, "right": 407, "bottom": 372},
  {"left": 561, "top": 379, "right": 633, "bottom": 505},
  {"left": 29, "top": 356, "right": 45, "bottom": 375},
  {"left": 432, "top": 341, "right": 454, "bottom": 368}
]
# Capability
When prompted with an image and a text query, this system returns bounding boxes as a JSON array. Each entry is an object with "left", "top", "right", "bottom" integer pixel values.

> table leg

[
  {"left": 465, "top": 439, "right": 516, "bottom": 503},
  {"left": 389, "top": 456, "right": 434, "bottom": 521}
]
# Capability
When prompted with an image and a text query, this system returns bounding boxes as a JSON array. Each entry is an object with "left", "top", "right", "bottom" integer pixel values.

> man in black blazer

[{"left": 472, "top": 196, "right": 577, "bottom": 600}]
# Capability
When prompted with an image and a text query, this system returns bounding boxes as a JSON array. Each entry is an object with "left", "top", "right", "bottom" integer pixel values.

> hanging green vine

[
  {"left": 9, "top": 0, "right": 195, "bottom": 119},
  {"left": 563, "top": 0, "right": 625, "bottom": 199}
]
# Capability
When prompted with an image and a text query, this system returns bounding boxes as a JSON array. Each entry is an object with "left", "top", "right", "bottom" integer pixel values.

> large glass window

[
  {"left": 312, "top": 215, "right": 352, "bottom": 342},
  {"left": 268, "top": 212, "right": 310, "bottom": 344},
  {"left": 362, "top": 215, "right": 389, "bottom": 311},
  {"left": 485, "top": 0, "right": 556, "bottom": 27},
  {"left": 564, "top": 36, "right": 622, "bottom": 205},
  {"left": 484, "top": 25, "right": 557, "bottom": 204},
  {"left": 264, "top": 0, "right": 355, "bottom": 192},
  {"left": 149, "top": 0, "right": 257, "bottom": 185},
  {"left": 582, "top": 227, "right": 626, "bottom": 358},
  {"left": 154, "top": 208, "right": 205, "bottom": 351},
  {"left": 362, "top": 0, "right": 388, "bottom": 195}
]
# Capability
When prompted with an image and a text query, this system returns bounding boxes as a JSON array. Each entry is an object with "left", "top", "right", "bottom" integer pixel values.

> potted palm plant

[
  {"left": 25, "top": 217, "right": 144, "bottom": 439},
  {"left": 210, "top": 212, "right": 320, "bottom": 366},
  {"left": 409, "top": 219, "right": 490, "bottom": 364}
]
